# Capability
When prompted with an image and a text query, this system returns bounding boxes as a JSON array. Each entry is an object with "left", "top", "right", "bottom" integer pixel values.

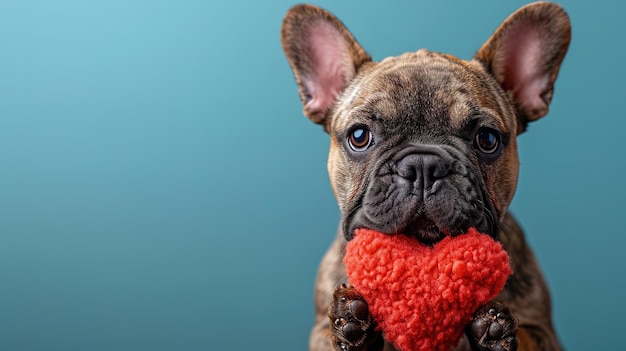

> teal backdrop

[{"left": 1, "top": 1, "right": 623, "bottom": 350}]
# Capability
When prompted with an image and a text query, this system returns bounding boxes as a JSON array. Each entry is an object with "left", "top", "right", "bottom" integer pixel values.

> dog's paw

[
  {"left": 466, "top": 301, "right": 519, "bottom": 351},
  {"left": 328, "top": 284, "right": 383, "bottom": 351}
]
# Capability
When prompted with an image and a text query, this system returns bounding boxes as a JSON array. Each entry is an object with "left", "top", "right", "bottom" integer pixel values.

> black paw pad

[
  {"left": 467, "top": 302, "right": 519, "bottom": 351},
  {"left": 328, "top": 284, "right": 381, "bottom": 351}
]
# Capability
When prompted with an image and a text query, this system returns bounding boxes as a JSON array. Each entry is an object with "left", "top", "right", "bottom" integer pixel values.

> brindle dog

[{"left": 281, "top": 2, "right": 570, "bottom": 350}]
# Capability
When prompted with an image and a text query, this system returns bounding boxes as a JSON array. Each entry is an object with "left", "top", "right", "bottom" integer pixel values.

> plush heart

[{"left": 344, "top": 228, "right": 512, "bottom": 351}]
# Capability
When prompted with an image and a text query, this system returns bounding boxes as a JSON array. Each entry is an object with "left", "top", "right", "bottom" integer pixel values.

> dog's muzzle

[{"left": 343, "top": 145, "right": 498, "bottom": 244}]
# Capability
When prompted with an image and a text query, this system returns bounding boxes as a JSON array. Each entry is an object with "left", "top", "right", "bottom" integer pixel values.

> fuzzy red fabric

[{"left": 344, "top": 228, "right": 512, "bottom": 351}]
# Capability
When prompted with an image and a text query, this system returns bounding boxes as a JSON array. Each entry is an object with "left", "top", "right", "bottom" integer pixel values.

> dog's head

[{"left": 281, "top": 3, "right": 570, "bottom": 243}]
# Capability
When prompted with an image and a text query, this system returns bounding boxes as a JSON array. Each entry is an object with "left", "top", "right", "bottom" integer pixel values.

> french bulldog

[{"left": 281, "top": 2, "right": 570, "bottom": 350}]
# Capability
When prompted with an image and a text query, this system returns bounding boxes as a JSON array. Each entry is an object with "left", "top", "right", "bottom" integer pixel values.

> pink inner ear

[
  {"left": 498, "top": 24, "right": 550, "bottom": 116},
  {"left": 303, "top": 20, "right": 353, "bottom": 116}
]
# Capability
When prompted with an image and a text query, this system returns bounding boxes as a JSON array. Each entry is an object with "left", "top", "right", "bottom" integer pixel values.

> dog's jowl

[{"left": 281, "top": 2, "right": 570, "bottom": 351}]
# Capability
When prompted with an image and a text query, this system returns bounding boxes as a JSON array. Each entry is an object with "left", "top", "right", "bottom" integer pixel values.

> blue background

[{"left": 1, "top": 1, "right": 623, "bottom": 350}]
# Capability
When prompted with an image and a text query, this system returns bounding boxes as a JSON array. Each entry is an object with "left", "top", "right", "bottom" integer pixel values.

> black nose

[{"left": 395, "top": 153, "right": 452, "bottom": 193}]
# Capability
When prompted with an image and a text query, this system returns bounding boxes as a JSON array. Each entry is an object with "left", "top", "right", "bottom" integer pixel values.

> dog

[{"left": 281, "top": 2, "right": 570, "bottom": 350}]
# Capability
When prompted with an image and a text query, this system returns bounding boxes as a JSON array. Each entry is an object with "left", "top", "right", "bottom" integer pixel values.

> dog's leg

[
  {"left": 329, "top": 286, "right": 521, "bottom": 351},
  {"left": 466, "top": 301, "right": 519, "bottom": 351},
  {"left": 328, "top": 284, "right": 384, "bottom": 351}
]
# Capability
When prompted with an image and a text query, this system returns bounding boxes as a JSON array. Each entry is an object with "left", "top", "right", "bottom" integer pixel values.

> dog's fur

[{"left": 281, "top": 2, "right": 570, "bottom": 350}]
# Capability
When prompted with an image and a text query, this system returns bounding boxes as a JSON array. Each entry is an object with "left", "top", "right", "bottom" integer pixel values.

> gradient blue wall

[{"left": 1, "top": 1, "right": 623, "bottom": 350}]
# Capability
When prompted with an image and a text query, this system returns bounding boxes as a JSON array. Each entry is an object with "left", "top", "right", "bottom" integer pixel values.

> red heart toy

[{"left": 344, "top": 228, "right": 512, "bottom": 351}]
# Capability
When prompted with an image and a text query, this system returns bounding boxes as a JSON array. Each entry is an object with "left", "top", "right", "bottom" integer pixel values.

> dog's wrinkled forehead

[{"left": 331, "top": 50, "right": 514, "bottom": 137}]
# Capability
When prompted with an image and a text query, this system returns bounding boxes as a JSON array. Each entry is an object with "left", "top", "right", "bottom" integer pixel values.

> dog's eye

[
  {"left": 348, "top": 127, "right": 373, "bottom": 152},
  {"left": 474, "top": 128, "right": 500, "bottom": 154}
]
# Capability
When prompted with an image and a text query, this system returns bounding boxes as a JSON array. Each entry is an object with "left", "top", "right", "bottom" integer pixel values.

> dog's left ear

[
  {"left": 281, "top": 5, "right": 371, "bottom": 130},
  {"left": 474, "top": 2, "right": 571, "bottom": 133}
]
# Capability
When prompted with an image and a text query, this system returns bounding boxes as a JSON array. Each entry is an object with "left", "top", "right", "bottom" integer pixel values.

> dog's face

[
  {"left": 282, "top": 3, "right": 570, "bottom": 243},
  {"left": 327, "top": 53, "right": 519, "bottom": 243}
]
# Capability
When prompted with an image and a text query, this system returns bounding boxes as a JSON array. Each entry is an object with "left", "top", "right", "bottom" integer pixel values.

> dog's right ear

[
  {"left": 474, "top": 2, "right": 571, "bottom": 133},
  {"left": 281, "top": 5, "right": 371, "bottom": 130}
]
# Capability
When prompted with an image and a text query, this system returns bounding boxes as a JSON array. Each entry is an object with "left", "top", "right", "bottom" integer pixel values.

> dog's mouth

[
  {"left": 401, "top": 209, "right": 497, "bottom": 245},
  {"left": 402, "top": 215, "right": 447, "bottom": 245},
  {"left": 345, "top": 192, "right": 499, "bottom": 244},
  {"left": 351, "top": 211, "right": 496, "bottom": 245},
  {"left": 349, "top": 214, "right": 449, "bottom": 245}
]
